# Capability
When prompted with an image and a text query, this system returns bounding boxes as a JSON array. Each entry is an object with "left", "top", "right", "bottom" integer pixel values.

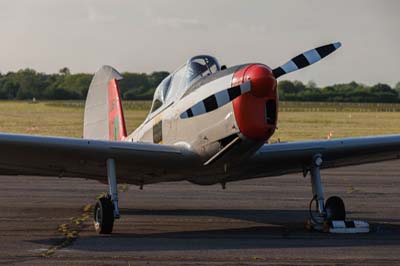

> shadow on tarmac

[{"left": 30, "top": 209, "right": 400, "bottom": 252}]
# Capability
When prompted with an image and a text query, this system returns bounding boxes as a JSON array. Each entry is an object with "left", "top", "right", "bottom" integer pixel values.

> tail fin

[{"left": 83, "top": 65, "right": 127, "bottom": 141}]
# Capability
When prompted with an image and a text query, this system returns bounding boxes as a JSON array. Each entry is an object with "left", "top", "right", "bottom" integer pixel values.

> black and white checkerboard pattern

[
  {"left": 329, "top": 220, "right": 369, "bottom": 233},
  {"left": 180, "top": 81, "right": 251, "bottom": 119},
  {"left": 272, "top": 42, "right": 342, "bottom": 78}
]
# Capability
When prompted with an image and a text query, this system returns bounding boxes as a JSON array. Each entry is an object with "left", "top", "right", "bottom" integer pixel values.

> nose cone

[
  {"left": 231, "top": 64, "right": 278, "bottom": 141},
  {"left": 245, "top": 64, "right": 277, "bottom": 98}
]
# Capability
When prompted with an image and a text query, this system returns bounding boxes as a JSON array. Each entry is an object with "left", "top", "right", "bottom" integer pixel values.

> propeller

[
  {"left": 180, "top": 80, "right": 251, "bottom": 119},
  {"left": 180, "top": 42, "right": 342, "bottom": 119},
  {"left": 272, "top": 42, "right": 342, "bottom": 79}
]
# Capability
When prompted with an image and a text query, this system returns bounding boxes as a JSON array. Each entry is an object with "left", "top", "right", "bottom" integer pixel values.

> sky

[{"left": 0, "top": 0, "right": 399, "bottom": 86}]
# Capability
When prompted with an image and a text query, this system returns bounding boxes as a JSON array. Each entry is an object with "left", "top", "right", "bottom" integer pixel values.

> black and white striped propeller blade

[
  {"left": 272, "top": 42, "right": 342, "bottom": 79},
  {"left": 180, "top": 81, "right": 251, "bottom": 119}
]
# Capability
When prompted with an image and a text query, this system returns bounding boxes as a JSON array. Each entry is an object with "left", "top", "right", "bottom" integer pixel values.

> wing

[
  {"left": 0, "top": 133, "right": 199, "bottom": 185},
  {"left": 232, "top": 135, "right": 400, "bottom": 180}
]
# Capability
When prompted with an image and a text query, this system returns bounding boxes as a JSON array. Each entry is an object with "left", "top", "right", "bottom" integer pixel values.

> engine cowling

[{"left": 232, "top": 64, "right": 278, "bottom": 141}]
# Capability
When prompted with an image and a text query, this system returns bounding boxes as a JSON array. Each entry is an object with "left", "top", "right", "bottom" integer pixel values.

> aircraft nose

[
  {"left": 245, "top": 64, "right": 277, "bottom": 98},
  {"left": 231, "top": 64, "right": 278, "bottom": 141}
]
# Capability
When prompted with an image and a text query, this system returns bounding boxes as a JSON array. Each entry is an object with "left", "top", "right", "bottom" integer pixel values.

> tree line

[
  {"left": 0, "top": 67, "right": 399, "bottom": 102},
  {"left": 0, "top": 68, "right": 169, "bottom": 100},
  {"left": 279, "top": 80, "right": 400, "bottom": 103}
]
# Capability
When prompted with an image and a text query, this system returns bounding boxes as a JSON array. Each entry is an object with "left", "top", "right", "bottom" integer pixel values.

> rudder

[{"left": 83, "top": 65, "right": 127, "bottom": 141}]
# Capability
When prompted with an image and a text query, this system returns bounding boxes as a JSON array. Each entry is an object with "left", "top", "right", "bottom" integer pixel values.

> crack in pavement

[
  {"left": 40, "top": 204, "right": 93, "bottom": 257},
  {"left": 41, "top": 183, "right": 129, "bottom": 257}
]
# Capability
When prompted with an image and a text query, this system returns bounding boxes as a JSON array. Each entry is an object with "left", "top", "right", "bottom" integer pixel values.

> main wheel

[
  {"left": 325, "top": 196, "right": 346, "bottom": 221},
  {"left": 93, "top": 196, "right": 114, "bottom": 234}
]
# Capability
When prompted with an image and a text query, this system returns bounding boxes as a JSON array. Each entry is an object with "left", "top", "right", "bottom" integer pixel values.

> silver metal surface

[
  {"left": 83, "top": 65, "right": 123, "bottom": 140},
  {"left": 107, "top": 158, "right": 120, "bottom": 218},
  {"left": 310, "top": 154, "right": 325, "bottom": 214}
]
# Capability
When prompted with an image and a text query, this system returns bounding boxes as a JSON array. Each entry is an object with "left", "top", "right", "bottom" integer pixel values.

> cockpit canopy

[{"left": 149, "top": 55, "right": 220, "bottom": 116}]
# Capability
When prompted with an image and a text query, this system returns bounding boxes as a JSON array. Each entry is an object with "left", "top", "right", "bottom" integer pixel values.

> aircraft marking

[{"left": 153, "top": 115, "right": 163, "bottom": 144}]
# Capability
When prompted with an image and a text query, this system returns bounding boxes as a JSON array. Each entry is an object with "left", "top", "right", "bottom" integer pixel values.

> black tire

[
  {"left": 93, "top": 196, "right": 114, "bottom": 234},
  {"left": 325, "top": 196, "right": 346, "bottom": 221}
]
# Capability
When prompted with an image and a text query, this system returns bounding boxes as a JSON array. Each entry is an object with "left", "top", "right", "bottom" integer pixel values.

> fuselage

[{"left": 127, "top": 56, "right": 279, "bottom": 166}]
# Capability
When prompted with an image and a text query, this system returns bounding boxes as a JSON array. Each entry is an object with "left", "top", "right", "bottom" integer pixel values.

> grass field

[{"left": 0, "top": 100, "right": 399, "bottom": 142}]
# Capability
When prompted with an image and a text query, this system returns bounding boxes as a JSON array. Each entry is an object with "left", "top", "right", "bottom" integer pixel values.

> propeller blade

[
  {"left": 272, "top": 42, "right": 342, "bottom": 79},
  {"left": 180, "top": 81, "right": 251, "bottom": 119}
]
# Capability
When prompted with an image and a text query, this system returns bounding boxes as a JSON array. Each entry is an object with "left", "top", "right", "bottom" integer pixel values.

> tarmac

[{"left": 0, "top": 160, "right": 399, "bottom": 265}]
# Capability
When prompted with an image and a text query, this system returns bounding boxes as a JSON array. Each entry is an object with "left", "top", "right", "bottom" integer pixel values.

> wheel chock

[
  {"left": 328, "top": 220, "right": 370, "bottom": 233},
  {"left": 306, "top": 219, "right": 370, "bottom": 233}
]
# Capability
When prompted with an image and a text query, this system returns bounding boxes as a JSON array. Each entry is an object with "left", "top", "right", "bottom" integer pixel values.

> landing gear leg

[
  {"left": 107, "top": 158, "right": 120, "bottom": 219},
  {"left": 93, "top": 158, "right": 120, "bottom": 234},
  {"left": 309, "top": 154, "right": 325, "bottom": 222},
  {"left": 306, "top": 154, "right": 369, "bottom": 233}
]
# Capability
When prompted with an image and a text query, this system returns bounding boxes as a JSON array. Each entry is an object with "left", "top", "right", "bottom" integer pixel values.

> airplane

[{"left": 1, "top": 42, "right": 399, "bottom": 234}]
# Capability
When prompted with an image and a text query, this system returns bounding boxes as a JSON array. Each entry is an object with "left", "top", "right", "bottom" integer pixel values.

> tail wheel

[
  {"left": 325, "top": 196, "right": 346, "bottom": 221},
  {"left": 93, "top": 196, "right": 114, "bottom": 234}
]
